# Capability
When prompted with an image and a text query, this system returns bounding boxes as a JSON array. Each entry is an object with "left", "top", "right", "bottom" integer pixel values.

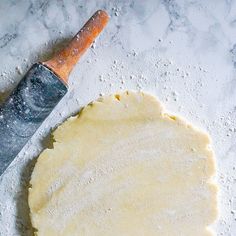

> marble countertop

[{"left": 0, "top": 0, "right": 236, "bottom": 235}]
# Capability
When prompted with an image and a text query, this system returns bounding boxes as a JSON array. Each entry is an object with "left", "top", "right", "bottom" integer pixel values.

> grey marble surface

[{"left": 0, "top": 0, "right": 236, "bottom": 235}]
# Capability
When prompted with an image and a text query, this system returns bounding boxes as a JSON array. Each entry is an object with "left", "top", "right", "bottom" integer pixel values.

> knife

[{"left": 0, "top": 10, "right": 109, "bottom": 176}]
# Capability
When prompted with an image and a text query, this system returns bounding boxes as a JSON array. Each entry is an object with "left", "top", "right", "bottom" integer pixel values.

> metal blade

[{"left": 0, "top": 63, "right": 67, "bottom": 176}]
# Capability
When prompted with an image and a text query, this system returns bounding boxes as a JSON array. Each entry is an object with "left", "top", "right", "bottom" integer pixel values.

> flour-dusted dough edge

[{"left": 28, "top": 90, "right": 218, "bottom": 235}]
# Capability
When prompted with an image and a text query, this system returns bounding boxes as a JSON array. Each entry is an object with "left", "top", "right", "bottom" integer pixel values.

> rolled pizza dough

[{"left": 29, "top": 91, "right": 218, "bottom": 236}]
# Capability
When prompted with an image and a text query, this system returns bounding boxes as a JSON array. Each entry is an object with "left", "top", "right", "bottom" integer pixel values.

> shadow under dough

[{"left": 15, "top": 158, "right": 36, "bottom": 236}]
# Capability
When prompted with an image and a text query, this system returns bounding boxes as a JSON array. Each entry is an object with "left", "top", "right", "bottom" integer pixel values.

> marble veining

[{"left": 0, "top": 0, "right": 236, "bottom": 235}]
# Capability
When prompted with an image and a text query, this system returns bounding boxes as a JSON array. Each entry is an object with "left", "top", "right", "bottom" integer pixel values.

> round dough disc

[{"left": 29, "top": 91, "right": 218, "bottom": 236}]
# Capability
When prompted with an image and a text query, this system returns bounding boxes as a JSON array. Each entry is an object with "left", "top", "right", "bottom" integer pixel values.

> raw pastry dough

[{"left": 29, "top": 91, "right": 218, "bottom": 236}]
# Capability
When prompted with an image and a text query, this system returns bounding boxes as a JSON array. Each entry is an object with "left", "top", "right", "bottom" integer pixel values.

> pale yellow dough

[{"left": 29, "top": 91, "right": 218, "bottom": 236}]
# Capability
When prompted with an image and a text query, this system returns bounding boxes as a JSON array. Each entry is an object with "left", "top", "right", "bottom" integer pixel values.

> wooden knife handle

[{"left": 43, "top": 10, "right": 109, "bottom": 83}]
